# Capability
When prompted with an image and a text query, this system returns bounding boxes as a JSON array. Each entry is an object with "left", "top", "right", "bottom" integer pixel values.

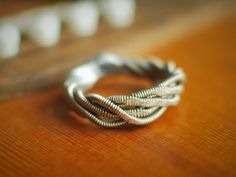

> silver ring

[{"left": 64, "top": 52, "right": 186, "bottom": 127}]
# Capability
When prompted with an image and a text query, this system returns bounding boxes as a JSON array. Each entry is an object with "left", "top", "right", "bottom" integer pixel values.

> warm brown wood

[
  {"left": 0, "top": 16, "right": 236, "bottom": 177},
  {"left": 1, "top": 0, "right": 236, "bottom": 101},
  {"left": 0, "top": 0, "right": 64, "bottom": 17}
]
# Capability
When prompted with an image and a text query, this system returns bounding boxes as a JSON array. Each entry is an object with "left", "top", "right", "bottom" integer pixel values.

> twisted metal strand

[
  {"left": 108, "top": 95, "right": 180, "bottom": 107},
  {"left": 64, "top": 53, "right": 186, "bottom": 127}
]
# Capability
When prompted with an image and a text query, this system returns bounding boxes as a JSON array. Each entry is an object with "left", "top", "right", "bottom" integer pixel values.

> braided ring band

[{"left": 64, "top": 52, "right": 186, "bottom": 127}]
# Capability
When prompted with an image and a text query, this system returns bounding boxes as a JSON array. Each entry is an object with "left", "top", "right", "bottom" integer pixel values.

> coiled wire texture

[{"left": 66, "top": 57, "right": 185, "bottom": 127}]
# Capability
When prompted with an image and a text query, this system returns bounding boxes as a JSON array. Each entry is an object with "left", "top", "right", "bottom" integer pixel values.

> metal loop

[{"left": 64, "top": 52, "right": 186, "bottom": 127}]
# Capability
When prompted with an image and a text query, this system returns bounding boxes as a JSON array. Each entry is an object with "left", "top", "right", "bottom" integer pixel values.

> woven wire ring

[{"left": 64, "top": 52, "right": 186, "bottom": 127}]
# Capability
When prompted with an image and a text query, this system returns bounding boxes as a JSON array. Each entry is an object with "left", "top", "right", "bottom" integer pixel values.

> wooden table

[{"left": 0, "top": 1, "right": 236, "bottom": 177}]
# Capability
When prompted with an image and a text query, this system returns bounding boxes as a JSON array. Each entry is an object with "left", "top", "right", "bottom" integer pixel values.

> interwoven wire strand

[{"left": 64, "top": 53, "right": 186, "bottom": 127}]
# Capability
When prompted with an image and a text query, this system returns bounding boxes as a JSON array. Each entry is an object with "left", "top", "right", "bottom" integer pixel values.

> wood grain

[
  {"left": 0, "top": 0, "right": 236, "bottom": 101},
  {"left": 0, "top": 16, "right": 235, "bottom": 177}
]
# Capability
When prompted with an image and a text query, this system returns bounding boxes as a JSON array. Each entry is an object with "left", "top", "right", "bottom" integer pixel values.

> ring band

[{"left": 64, "top": 52, "right": 186, "bottom": 127}]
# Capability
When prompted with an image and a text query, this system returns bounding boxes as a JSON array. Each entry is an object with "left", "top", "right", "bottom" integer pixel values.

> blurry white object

[
  {"left": 62, "top": 1, "right": 99, "bottom": 37},
  {"left": 0, "top": 24, "right": 21, "bottom": 58},
  {"left": 100, "top": 0, "right": 136, "bottom": 28},
  {"left": 24, "top": 12, "right": 61, "bottom": 47},
  {"left": 0, "top": 0, "right": 135, "bottom": 58}
]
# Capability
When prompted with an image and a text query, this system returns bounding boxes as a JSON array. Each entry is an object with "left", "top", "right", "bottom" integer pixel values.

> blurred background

[{"left": 0, "top": 0, "right": 235, "bottom": 101}]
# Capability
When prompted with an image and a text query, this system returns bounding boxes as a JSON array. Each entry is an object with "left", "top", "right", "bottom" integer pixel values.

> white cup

[
  {"left": 24, "top": 12, "right": 61, "bottom": 47},
  {"left": 0, "top": 23, "right": 21, "bottom": 58},
  {"left": 100, "top": 0, "right": 136, "bottom": 28},
  {"left": 62, "top": 1, "right": 99, "bottom": 37}
]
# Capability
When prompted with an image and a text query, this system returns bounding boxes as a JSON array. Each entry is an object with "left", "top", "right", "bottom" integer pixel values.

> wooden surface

[
  {"left": 0, "top": 14, "right": 236, "bottom": 177},
  {"left": 1, "top": 0, "right": 236, "bottom": 101}
]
